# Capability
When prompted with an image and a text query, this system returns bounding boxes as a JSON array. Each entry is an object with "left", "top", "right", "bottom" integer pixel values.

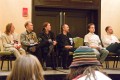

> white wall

[
  {"left": 0, "top": 0, "right": 32, "bottom": 34},
  {"left": 101, "top": 0, "right": 120, "bottom": 38}
]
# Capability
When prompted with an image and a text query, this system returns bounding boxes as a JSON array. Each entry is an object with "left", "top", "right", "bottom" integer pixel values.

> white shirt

[
  {"left": 84, "top": 33, "right": 101, "bottom": 47},
  {"left": 102, "top": 34, "right": 119, "bottom": 48},
  {"left": 73, "top": 71, "right": 112, "bottom": 80}
]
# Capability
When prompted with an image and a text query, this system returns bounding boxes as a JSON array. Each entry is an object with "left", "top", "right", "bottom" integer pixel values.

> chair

[
  {"left": 105, "top": 52, "right": 120, "bottom": 68},
  {"left": 73, "top": 37, "right": 84, "bottom": 48},
  {"left": 69, "top": 37, "right": 83, "bottom": 55},
  {"left": 0, "top": 37, "right": 16, "bottom": 70}
]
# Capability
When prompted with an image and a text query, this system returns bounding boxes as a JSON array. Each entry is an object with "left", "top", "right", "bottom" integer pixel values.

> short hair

[
  {"left": 7, "top": 54, "right": 44, "bottom": 80},
  {"left": 5, "top": 23, "right": 13, "bottom": 35},
  {"left": 87, "top": 23, "right": 95, "bottom": 29},
  {"left": 24, "top": 21, "right": 31, "bottom": 28},
  {"left": 105, "top": 26, "right": 111, "bottom": 32}
]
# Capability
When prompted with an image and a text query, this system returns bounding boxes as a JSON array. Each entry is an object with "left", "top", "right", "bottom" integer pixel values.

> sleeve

[
  {"left": 84, "top": 35, "right": 89, "bottom": 43},
  {"left": 38, "top": 33, "right": 50, "bottom": 47},
  {"left": 1, "top": 34, "right": 13, "bottom": 48},
  {"left": 56, "top": 34, "right": 65, "bottom": 48},
  {"left": 20, "top": 33, "right": 30, "bottom": 46},
  {"left": 102, "top": 35, "right": 112, "bottom": 47}
]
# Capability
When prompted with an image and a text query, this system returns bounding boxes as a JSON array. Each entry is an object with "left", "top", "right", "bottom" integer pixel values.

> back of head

[{"left": 7, "top": 54, "right": 44, "bottom": 80}]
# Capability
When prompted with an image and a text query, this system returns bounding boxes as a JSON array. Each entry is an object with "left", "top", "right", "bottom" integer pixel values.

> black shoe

[
  {"left": 63, "top": 67, "right": 69, "bottom": 69},
  {"left": 52, "top": 67, "right": 56, "bottom": 70}
]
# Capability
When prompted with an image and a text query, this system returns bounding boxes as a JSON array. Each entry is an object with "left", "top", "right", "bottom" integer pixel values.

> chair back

[
  {"left": 0, "top": 37, "right": 4, "bottom": 51},
  {"left": 73, "top": 37, "right": 83, "bottom": 48}
]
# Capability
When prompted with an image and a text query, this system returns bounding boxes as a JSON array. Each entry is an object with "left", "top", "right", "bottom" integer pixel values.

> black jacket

[
  {"left": 38, "top": 31, "right": 56, "bottom": 53},
  {"left": 56, "top": 33, "right": 74, "bottom": 51}
]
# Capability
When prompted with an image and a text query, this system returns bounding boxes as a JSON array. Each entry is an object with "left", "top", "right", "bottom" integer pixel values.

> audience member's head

[
  {"left": 88, "top": 23, "right": 95, "bottom": 33},
  {"left": 61, "top": 24, "right": 69, "bottom": 33},
  {"left": 7, "top": 54, "right": 44, "bottom": 80},
  {"left": 105, "top": 26, "right": 113, "bottom": 34},
  {"left": 5, "top": 23, "right": 15, "bottom": 35},
  {"left": 67, "top": 47, "right": 102, "bottom": 80},
  {"left": 24, "top": 21, "right": 33, "bottom": 32},
  {"left": 42, "top": 22, "right": 51, "bottom": 32}
]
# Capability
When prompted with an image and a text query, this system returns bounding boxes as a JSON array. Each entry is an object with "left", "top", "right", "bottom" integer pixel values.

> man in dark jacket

[
  {"left": 38, "top": 22, "right": 57, "bottom": 70},
  {"left": 56, "top": 24, "right": 76, "bottom": 69}
]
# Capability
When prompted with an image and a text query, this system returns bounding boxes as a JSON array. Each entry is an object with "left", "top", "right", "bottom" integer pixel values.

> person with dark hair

[
  {"left": 38, "top": 22, "right": 57, "bottom": 70},
  {"left": 1, "top": 23, "right": 26, "bottom": 58},
  {"left": 56, "top": 24, "right": 76, "bottom": 69},
  {"left": 84, "top": 23, "right": 109, "bottom": 63},
  {"left": 20, "top": 21, "right": 41, "bottom": 61},
  {"left": 67, "top": 46, "right": 112, "bottom": 80},
  {"left": 102, "top": 26, "right": 120, "bottom": 53}
]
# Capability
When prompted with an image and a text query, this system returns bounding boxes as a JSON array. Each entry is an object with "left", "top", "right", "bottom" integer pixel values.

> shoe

[
  {"left": 43, "top": 62, "right": 47, "bottom": 70},
  {"left": 52, "top": 67, "right": 56, "bottom": 70},
  {"left": 63, "top": 67, "right": 69, "bottom": 69}
]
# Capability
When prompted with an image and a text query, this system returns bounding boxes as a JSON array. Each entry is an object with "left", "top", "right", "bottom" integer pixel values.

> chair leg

[
  {"left": 8, "top": 60, "right": 9, "bottom": 71},
  {"left": 10, "top": 61, "right": 12, "bottom": 69},
  {"left": 1, "top": 60, "right": 4, "bottom": 70},
  {"left": 116, "top": 55, "right": 120, "bottom": 68}
]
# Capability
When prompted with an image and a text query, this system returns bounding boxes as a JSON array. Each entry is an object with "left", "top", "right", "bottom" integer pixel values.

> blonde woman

[{"left": 7, "top": 54, "right": 44, "bottom": 80}]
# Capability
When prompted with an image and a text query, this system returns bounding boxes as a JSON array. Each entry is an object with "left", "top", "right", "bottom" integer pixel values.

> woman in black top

[{"left": 38, "top": 22, "right": 57, "bottom": 70}]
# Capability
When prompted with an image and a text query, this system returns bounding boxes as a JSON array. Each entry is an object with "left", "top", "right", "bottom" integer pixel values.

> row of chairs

[{"left": 0, "top": 37, "right": 120, "bottom": 70}]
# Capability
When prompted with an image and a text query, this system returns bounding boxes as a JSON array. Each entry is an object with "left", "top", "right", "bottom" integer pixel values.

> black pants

[
  {"left": 41, "top": 48, "right": 57, "bottom": 68},
  {"left": 27, "top": 46, "right": 42, "bottom": 64},
  {"left": 60, "top": 48, "right": 76, "bottom": 68},
  {"left": 106, "top": 42, "right": 120, "bottom": 53}
]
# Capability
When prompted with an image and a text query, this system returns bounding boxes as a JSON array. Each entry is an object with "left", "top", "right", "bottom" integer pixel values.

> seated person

[
  {"left": 84, "top": 23, "right": 109, "bottom": 63},
  {"left": 56, "top": 24, "right": 76, "bottom": 69},
  {"left": 67, "top": 47, "right": 111, "bottom": 80},
  {"left": 7, "top": 54, "right": 44, "bottom": 80},
  {"left": 38, "top": 22, "right": 57, "bottom": 70},
  {"left": 2, "top": 23, "right": 26, "bottom": 58},
  {"left": 20, "top": 21, "right": 41, "bottom": 61},
  {"left": 102, "top": 26, "right": 120, "bottom": 53}
]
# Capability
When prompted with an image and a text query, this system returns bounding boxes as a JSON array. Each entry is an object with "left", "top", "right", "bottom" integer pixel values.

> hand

[
  {"left": 65, "top": 45, "right": 73, "bottom": 49},
  {"left": 90, "top": 46, "right": 100, "bottom": 50},
  {"left": 53, "top": 41, "right": 57, "bottom": 45}
]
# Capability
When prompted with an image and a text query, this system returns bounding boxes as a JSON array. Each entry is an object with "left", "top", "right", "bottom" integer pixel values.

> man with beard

[
  {"left": 102, "top": 26, "right": 120, "bottom": 53},
  {"left": 56, "top": 24, "right": 76, "bottom": 69}
]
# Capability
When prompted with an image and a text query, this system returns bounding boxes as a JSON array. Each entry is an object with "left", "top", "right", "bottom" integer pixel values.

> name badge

[
  {"left": 30, "top": 39, "right": 34, "bottom": 44},
  {"left": 69, "top": 38, "right": 73, "bottom": 45}
]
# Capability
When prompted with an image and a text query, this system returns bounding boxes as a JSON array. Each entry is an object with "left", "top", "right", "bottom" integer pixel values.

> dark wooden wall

[{"left": 32, "top": 0, "right": 101, "bottom": 38}]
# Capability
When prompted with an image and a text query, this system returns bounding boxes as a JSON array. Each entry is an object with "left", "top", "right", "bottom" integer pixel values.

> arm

[
  {"left": 20, "top": 33, "right": 30, "bottom": 46},
  {"left": 1, "top": 34, "right": 14, "bottom": 48}
]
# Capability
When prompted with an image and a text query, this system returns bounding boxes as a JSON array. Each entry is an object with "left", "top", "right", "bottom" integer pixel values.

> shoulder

[
  {"left": 21, "top": 31, "right": 27, "bottom": 35},
  {"left": 1, "top": 33, "right": 7, "bottom": 37}
]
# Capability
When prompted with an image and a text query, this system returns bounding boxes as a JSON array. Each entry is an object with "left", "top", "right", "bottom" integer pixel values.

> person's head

[
  {"left": 24, "top": 21, "right": 33, "bottom": 32},
  {"left": 88, "top": 23, "right": 95, "bottom": 33},
  {"left": 67, "top": 47, "right": 101, "bottom": 80},
  {"left": 105, "top": 26, "right": 113, "bottom": 34},
  {"left": 5, "top": 23, "right": 15, "bottom": 35},
  {"left": 42, "top": 22, "right": 51, "bottom": 32},
  {"left": 62, "top": 24, "right": 69, "bottom": 33},
  {"left": 7, "top": 54, "right": 44, "bottom": 80}
]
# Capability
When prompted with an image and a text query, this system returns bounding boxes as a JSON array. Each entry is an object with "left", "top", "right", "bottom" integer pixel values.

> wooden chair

[{"left": 0, "top": 37, "right": 16, "bottom": 70}]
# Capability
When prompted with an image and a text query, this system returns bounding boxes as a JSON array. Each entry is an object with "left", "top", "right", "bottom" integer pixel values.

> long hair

[
  {"left": 67, "top": 65, "right": 101, "bottom": 80},
  {"left": 42, "top": 22, "right": 50, "bottom": 32},
  {"left": 7, "top": 54, "right": 44, "bottom": 80},
  {"left": 5, "top": 23, "right": 13, "bottom": 35}
]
